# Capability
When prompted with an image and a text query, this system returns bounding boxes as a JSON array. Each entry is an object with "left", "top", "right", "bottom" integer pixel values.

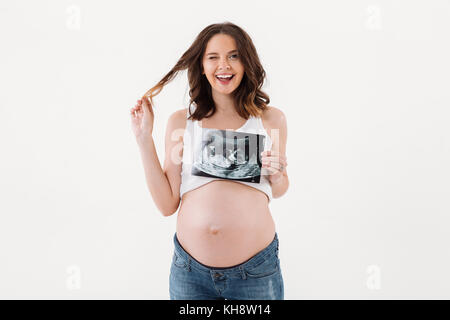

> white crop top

[{"left": 179, "top": 105, "right": 273, "bottom": 202}]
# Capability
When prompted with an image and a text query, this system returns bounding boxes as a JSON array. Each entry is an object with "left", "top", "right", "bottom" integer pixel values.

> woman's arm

[
  {"left": 136, "top": 109, "right": 185, "bottom": 217},
  {"left": 261, "top": 106, "right": 289, "bottom": 199},
  {"left": 137, "top": 135, "right": 179, "bottom": 216},
  {"left": 271, "top": 169, "right": 289, "bottom": 198}
]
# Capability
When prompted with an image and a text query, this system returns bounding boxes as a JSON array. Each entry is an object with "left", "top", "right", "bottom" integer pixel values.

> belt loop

[
  {"left": 239, "top": 266, "right": 246, "bottom": 280},
  {"left": 187, "top": 258, "right": 191, "bottom": 272}
]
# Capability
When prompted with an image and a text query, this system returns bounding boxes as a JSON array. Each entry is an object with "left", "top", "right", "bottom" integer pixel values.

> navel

[{"left": 209, "top": 226, "right": 220, "bottom": 235}]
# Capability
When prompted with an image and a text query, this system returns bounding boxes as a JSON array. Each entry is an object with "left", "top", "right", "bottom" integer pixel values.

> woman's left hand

[{"left": 260, "top": 150, "right": 288, "bottom": 184}]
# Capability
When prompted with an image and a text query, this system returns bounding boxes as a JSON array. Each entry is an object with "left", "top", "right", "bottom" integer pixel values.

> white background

[{"left": 1, "top": 0, "right": 449, "bottom": 299}]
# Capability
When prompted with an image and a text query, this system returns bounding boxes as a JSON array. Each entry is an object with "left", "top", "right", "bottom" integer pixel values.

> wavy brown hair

[{"left": 142, "top": 21, "right": 270, "bottom": 121}]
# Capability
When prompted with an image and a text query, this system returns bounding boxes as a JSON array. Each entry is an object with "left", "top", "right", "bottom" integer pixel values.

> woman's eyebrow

[{"left": 206, "top": 50, "right": 238, "bottom": 56}]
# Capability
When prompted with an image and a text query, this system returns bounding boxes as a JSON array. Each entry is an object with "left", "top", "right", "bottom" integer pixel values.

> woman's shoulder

[
  {"left": 261, "top": 106, "right": 286, "bottom": 128},
  {"left": 166, "top": 107, "right": 189, "bottom": 131}
]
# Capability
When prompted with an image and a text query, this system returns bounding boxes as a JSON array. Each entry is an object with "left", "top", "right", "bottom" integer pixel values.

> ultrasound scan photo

[{"left": 191, "top": 128, "right": 266, "bottom": 183}]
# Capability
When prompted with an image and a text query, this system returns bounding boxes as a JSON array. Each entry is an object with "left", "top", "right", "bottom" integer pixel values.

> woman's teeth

[{"left": 216, "top": 75, "right": 234, "bottom": 83}]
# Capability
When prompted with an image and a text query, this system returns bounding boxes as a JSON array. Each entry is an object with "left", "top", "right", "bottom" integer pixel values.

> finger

[
  {"left": 263, "top": 150, "right": 280, "bottom": 156},
  {"left": 262, "top": 156, "right": 283, "bottom": 162},
  {"left": 140, "top": 97, "right": 148, "bottom": 113},
  {"left": 263, "top": 159, "right": 286, "bottom": 170},
  {"left": 262, "top": 159, "right": 277, "bottom": 168},
  {"left": 264, "top": 165, "right": 278, "bottom": 175},
  {"left": 262, "top": 159, "right": 287, "bottom": 169},
  {"left": 261, "top": 159, "right": 274, "bottom": 167},
  {"left": 261, "top": 150, "right": 274, "bottom": 157},
  {"left": 263, "top": 159, "right": 287, "bottom": 167},
  {"left": 132, "top": 101, "right": 140, "bottom": 112},
  {"left": 141, "top": 96, "right": 154, "bottom": 114},
  {"left": 261, "top": 150, "right": 284, "bottom": 159},
  {"left": 264, "top": 161, "right": 281, "bottom": 170}
]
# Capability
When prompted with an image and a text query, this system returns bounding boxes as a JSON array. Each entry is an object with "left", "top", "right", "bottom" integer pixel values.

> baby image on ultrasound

[{"left": 191, "top": 128, "right": 265, "bottom": 183}]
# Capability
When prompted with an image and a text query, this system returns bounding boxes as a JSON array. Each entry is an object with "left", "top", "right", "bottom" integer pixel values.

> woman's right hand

[{"left": 130, "top": 96, "right": 155, "bottom": 142}]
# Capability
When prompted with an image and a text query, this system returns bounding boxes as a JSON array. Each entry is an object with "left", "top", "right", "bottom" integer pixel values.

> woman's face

[{"left": 202, "top": 34, "right": 245, "bottom": 95}]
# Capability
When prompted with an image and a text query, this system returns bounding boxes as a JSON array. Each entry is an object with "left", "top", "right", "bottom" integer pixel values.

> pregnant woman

[{"left": 130, "top": 22, "right": 289, "bottom": 300}]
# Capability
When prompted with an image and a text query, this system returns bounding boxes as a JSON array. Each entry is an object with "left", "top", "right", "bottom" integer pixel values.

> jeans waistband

[{"left": 173, "top": 232, "right": 279, "bottom": 274}]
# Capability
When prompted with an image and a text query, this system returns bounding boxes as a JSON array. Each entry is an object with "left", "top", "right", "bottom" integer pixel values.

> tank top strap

[{"left": 252, "top": 115, "right": 264, "bottom": 130}]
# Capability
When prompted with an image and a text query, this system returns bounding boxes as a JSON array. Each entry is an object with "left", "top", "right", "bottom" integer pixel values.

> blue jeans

[{"left": 169, "top": 232, "right": 284, "bottom": 300}]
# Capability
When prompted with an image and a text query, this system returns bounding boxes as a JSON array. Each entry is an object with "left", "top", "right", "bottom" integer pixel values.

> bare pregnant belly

[{"left": 176, "top": 180, "right": 275, "bottom": 268}]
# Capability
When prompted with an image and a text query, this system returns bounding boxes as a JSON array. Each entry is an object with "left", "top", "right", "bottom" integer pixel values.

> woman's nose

[{"left": 218, "top": 58, "right": 231, "bottom": 69}]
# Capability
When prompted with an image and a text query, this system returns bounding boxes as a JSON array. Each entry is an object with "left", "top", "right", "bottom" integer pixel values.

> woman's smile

[{"left": 215, "top": 74, "right": 235, "bottom": 85}]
